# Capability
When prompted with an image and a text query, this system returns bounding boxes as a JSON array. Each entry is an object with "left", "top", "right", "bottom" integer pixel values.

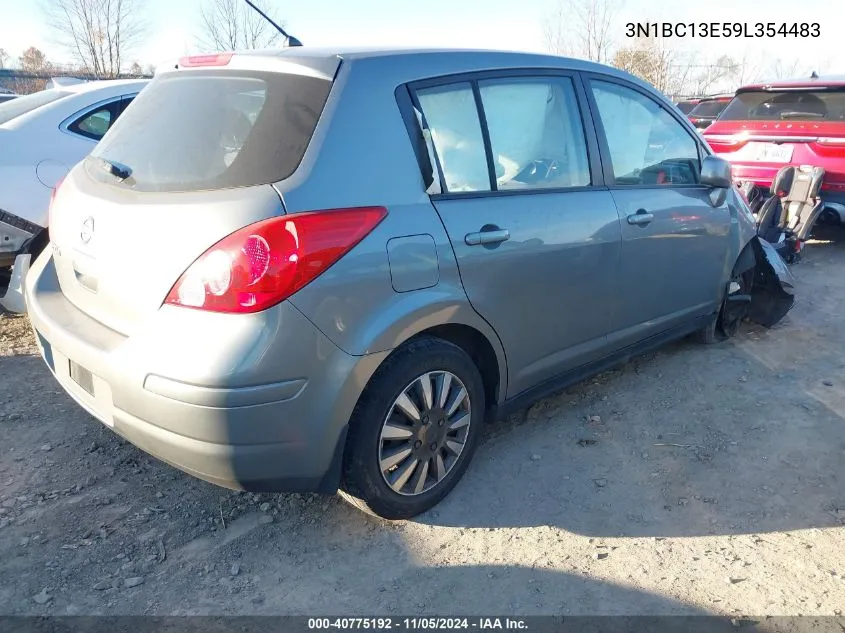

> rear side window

[
  {"left": 88, "top": 71, "right": 332, "bottom": 192},
  {"left": 479, "top": 77, "right": 590, "bottom": 190},
  {"left": 0, "top": 90, "right": 70, "bottom": 125},
  {"left": 416, "top": 75, "right": 591, "bottom": 193},
  {"left": 720, "top": 89, "right": 845, "bottom": 122},
  {"left": 68, "top": 103, "right": 117, "bottom": 140},
  {"left": 688, "top": 99, "right": 730, "bottom": 118},
  {"left": 590, "top": 80, "right": 700, "bottom": 186},
  {"left": 675, "top": 101, "right": 698, "bottom": 114},
  {"left": 417, "top": 83, "right": 491, "bottom": 193}
]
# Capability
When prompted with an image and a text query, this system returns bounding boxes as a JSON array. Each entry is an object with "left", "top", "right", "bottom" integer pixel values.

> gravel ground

[{"left": 1, "top": 229, "right": 844, "bottom": 618}]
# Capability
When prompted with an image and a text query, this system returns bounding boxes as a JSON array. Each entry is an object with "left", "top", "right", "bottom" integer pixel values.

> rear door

[
  {"left": 412, "top": 71, "right": 622, "bottom": 398},
  {"left": 585, "top": 76, "right": 731, "bottom": 346}
]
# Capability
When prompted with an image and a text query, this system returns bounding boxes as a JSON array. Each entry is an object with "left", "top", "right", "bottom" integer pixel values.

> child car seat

[{"left": 756, "top": 165, "right": 825, "bottom": 260}]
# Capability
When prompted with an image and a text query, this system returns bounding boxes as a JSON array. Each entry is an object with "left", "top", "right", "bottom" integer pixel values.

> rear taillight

[
  {"left": 164, "top": 207, "right": 387, "bottom": 314},
  {"left": 48, "top": 177, "right": 66, "bottom": 220}
]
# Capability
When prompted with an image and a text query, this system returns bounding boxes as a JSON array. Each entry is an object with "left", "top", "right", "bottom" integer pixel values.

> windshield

[
  {"left": 676, "top": 102, "right": 698, "bottom": 114},
  {"left": 88, "top": 70, "right": 332, "bottom": 193},
  {"left": 689, "top": 99, "right": 730, "bottom": 118},
  {"left": 0, "top": 89, "right": 70, "bottom": 125},
  {"left": 720, "top": 89, "right": 845, "bottom": 121}
]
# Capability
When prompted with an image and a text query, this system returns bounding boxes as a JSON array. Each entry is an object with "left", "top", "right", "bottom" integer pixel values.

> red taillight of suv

[{"left": 165, "top": 207, "right": 387, "bottom": 314}]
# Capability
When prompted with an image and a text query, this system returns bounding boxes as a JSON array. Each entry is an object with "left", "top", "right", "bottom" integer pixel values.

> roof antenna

[
  {"left": 241, "top": 0, "right": 302, "bottom": 47},
  {"left": 810, "top": 70, "right": 819, "bottom": 79}
]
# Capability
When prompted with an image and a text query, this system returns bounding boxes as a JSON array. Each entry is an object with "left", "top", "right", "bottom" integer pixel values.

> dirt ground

[{"left": 1, "top": 229, "right": 844, "bottom": 618}]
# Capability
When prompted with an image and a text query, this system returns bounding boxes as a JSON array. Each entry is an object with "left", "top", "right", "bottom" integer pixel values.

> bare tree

[
  {"left": 197, "top": 0, "right": 285, "bottom": 52},
  {"left": 612, "top": 37, "right": 691, "bottom": 96},
  {"left": 544, "top": 0, "right": 621, "bottom": 64},
  {"left": 689, "top": 54, "right": 740, "bottom": 95},
  {"left": 0, "top": 48, "right": 9, "bottom": 69},
  {"left": 41, "top": 0, "right": 145, "bottom": 78},
  {"left": 768, "top": 57, "right": 804, "bottom": 81},
  {"left": 14, "top": 47, "right": 52, "bottom": 94},
  {"left": 732, "top": 49, "right": 766, "bottom": 87}
]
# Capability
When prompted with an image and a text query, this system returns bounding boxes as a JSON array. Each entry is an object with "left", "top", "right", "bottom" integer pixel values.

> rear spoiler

[
  {"left": 157, "top": 50, "right": 342, "bottom": 82},
  {"left": 737, "top": 84, "right": 845, "bottom": 93}
]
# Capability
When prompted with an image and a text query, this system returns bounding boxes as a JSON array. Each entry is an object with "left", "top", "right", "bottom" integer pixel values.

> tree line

[
  {"left": 0, "top": 0, "right": 284, "bottom": 94},
  {"left": 1, "top": 0, "right": 828, "bottom": 97},
  {"left": 544, "top": 0, "right": 829, "bottom": 98}
]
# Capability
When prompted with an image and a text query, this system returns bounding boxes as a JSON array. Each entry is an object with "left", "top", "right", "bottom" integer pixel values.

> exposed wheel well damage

[
  {"left": 733, "top": 239, "right": 757, "bottom": 278},
  {"left": 747, "top": 237, "right": 796, "bottom": 328},
  {"left": 412, "top": 324, "right": 501, "bottom": 412}
]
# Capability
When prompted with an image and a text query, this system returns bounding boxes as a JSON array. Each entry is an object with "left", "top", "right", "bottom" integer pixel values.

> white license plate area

[{"left": 739, "top": 142, "right": 794, "bottom": 163}]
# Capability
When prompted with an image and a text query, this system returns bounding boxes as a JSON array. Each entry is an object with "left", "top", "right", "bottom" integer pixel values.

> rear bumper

[{"left": 25, "top": 253, "right": 388, "bottom": 493}]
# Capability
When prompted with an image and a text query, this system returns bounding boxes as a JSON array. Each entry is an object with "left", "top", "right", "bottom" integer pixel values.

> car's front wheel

[{"left": 339, "top": 337, "right": 485, "bottom": 520}]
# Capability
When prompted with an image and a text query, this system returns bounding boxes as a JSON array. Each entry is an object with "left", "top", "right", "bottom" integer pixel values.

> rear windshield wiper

[{"left": 97, "top": 157, "right": 133, "bottom": 180}]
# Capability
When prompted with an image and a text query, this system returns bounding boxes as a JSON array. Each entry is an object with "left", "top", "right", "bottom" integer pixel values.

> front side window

[
  {"left": 417, "top": 83, "right": 490, "bottom": 193},
  {"left": 590, "top": 80, "right": 700, "bottom": 186},
  {"left": 479, "top": 77, "right": 590, "bottom": 190}
]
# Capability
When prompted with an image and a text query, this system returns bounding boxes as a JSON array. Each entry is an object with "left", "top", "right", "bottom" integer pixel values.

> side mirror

[{"left": 700, "top": 155, "right": 732, "bottom": 189}]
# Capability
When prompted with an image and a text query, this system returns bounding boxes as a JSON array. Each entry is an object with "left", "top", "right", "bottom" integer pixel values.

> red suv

[{"left": 703, "top": 75, "right": 845, "bottom": 223}]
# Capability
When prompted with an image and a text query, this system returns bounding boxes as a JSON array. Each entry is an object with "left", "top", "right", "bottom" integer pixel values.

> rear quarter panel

[{"left": 275, "top": 56, "right": 509, "bottom": 397}]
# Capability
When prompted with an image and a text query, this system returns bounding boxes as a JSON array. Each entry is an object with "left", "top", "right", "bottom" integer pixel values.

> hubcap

[{"left": 378, "top": 371, "right": 472, "bottom": 496}]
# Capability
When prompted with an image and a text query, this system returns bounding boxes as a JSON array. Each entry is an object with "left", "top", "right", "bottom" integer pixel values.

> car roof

[
  {"left": 170, "top": 45, "right": 671, "bottom": 108},
  {"left": 60, "top": 78, "right": 150, "bottom": 94},
  {"left": 695, "top": 93, "right": 734, "bottom": 101},
  {"left": 737, "top": 74, "right": 845, "bottom": 91},
  {"left": 257, "top": 45, "right": 621, "bottom": 71},
  {"left": 176, "top": 46, "right": 647, "bottom": 85}
]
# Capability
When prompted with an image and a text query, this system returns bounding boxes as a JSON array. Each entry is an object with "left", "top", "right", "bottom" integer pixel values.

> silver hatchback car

[{"left": 25, "top": 47, "right": 795, "bottom": 519}]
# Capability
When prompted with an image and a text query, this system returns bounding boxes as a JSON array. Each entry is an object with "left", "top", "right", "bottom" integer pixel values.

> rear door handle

[
  {"left": 627, "top": 210, "right": 654, "bottom": 226},
  {"left": 465, "top": 229, "right": 510, "bottom": 246}
]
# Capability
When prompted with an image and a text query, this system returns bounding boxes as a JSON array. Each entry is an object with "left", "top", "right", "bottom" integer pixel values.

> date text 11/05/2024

[
  {"left": 308, "top": 618, "right": 528, "bottom": 630},
  {"left": 625, "top": 22, "right": 820, "bottom": 38}
]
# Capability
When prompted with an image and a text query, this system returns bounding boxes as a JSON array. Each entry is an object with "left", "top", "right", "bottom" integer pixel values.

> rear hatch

[
  {"left": 704, "top": 86, "right": 845, "bottom": 192},
  {"left": 48, "top": 57, "right": 336, "bottom": 335}
]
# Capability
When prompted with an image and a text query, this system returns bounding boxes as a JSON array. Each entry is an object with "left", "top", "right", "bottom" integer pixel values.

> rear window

[
  {"left": 688, "top": 99, "right": 730, "bottom": 118},
  {"left": 0, "top": 89, "right": 70, "bottom": 125},
  {"left": 720, "top": 89, "right": 845, "bottom": 122},
  {"left": 87, "top": 70, "right": 332, "bottom": 192},
  {"left": 676, "top": 101, "right": 698, "bottom": 114}
]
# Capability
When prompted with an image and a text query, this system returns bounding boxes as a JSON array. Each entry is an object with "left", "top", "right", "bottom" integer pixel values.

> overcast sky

[{"left": 1, "top": 0, "right": 842, "bottom": 81}]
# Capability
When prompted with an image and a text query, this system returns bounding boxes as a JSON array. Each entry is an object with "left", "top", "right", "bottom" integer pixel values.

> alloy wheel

[{"left": 378, "top": 371, "right": 472, "bottom": 496}]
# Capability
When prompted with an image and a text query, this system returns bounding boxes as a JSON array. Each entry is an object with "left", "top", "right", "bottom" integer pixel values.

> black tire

[
  {"left": 693, "top": 312, "right": 720, "bottom": 345},
  {"left": 339, "top": 336, "right": 486, "bottom": 520},
  {"left": 694, "top": 267, "right": 754, "bottom": 345}
]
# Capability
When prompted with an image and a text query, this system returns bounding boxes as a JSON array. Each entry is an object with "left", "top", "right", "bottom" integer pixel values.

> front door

[
  {"left": 413, "top": 73, "right": 622, "bottom": 398},
  {"left": 585, "top": 77, "right": 732, "bottom": 346}
]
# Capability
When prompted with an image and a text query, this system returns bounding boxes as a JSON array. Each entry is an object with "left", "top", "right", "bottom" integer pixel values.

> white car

[{"left": 0, "top": 79, "right": 148, "bottom": 310}]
